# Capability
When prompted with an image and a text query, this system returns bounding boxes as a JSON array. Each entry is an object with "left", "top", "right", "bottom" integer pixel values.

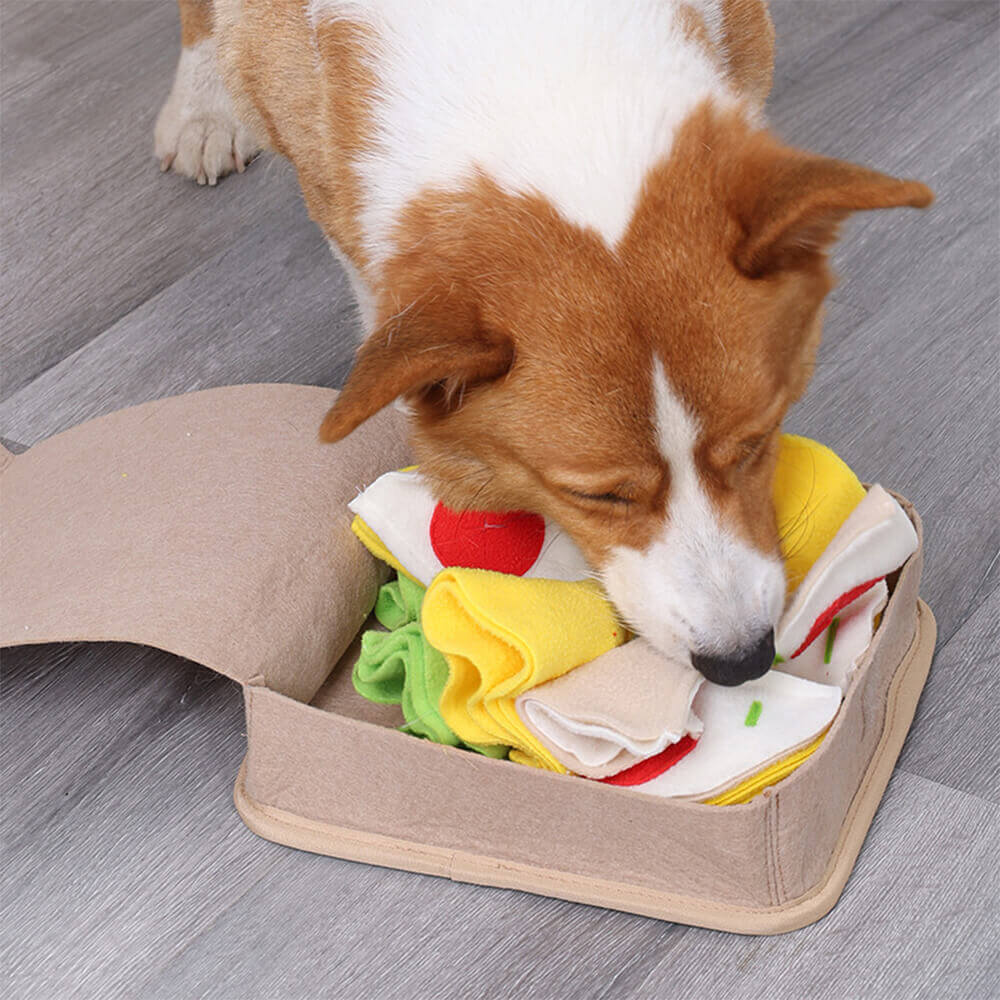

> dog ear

[
  {"left": 730, "top": 137, "right": 933, "bottom": 278},
  {"left": 319, "top": 295, "right": 514, "bottom": 443}
]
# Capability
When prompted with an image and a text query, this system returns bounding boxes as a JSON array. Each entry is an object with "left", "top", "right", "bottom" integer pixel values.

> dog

[{"left": 155, "top": 0, "right": 932, "bottom": 686}]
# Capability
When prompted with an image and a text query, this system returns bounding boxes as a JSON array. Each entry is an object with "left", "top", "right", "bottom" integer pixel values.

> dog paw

[{"left": 154, "top": 40, "right": 262, "bottom": 186}]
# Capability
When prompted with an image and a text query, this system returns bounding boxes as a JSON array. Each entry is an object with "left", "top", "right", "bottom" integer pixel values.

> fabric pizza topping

[{"left": 429, "top": 503, "right": 546, "bottom": 576}]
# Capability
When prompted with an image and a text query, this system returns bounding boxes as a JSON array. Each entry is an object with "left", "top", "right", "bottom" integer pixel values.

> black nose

[{"left": 691, "top": 629, "right": 775, "bottom": 687}]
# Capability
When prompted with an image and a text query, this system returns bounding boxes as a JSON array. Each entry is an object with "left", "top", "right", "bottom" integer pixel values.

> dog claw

[{"left": 155, "top": 101, "right": 261, "bottom": 185}]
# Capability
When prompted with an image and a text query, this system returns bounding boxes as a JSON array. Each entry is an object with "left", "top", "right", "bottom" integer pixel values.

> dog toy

[
  {"left": 512, "top": 634, "right": 841, "bottom": 799},
  {"left": 772, "top": 435, "right": 867, "bottom": 596},
  {"left": 353, "top": 574, "right": 509, "bottom": 757},
  {"left": 602, "top": 668, "right": 842, "bottom": 804},
  {"left": 515, "top": 638, "right": 704, "bottom": 779},
  {"left": 779, "top": 580, "right": 888, "bottom": 690},
  {"left": 347, "top": 435, "right": 916, "bottom": 802},
  {"left": 775, "top": 484, "right": 918, "bottom": 665},
  {"left": 421, "top": 569, "right": 626, "bottom": 770},
  {"left": 349, "top": 467, "right": 591, "bottom": 586}
]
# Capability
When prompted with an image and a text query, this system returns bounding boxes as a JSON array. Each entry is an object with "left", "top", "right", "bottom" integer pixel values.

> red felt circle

[{"left": 429, "top": 503, "right": 546, "bottom": 576}]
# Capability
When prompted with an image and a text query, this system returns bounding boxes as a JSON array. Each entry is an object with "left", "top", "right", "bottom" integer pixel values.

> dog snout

[{"left": 690, "top": 628, "right": 775, "bottom": 687}]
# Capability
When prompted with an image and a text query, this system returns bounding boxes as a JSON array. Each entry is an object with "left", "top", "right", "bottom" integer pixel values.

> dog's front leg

[{"left": 154, "top": 0, "right": 262, "bottom": 185}]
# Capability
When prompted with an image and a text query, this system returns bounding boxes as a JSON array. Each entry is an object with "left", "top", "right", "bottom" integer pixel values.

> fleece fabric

[
  {"left": 780, "top": 580, "right": 889, "bottom": 691},
  {"left": 353, "top": 577, "right": 509, "bottom": 758},
  {"left": 374, "top": 573, "right": 426, "bottom": 631},
  {"left": 348, "top": 468, "right": 592, "bottom": 586},
  {"left": 421, "top": 570, "right": 627, "bottom": 771},
  {"left": 515, "top": 639, "right": 704, "bottom": 778},
  {"left": 626, "top": 670, "right": 842, "bottom": 800},
  {"left": 348, "top": 438, "right": 915, "bottom": 801},
  {"left": 772, "top": 435, "right": 867, "bottom": 597},
  {"left": 776, "top": 484, "right": 918, "bottom": 662}
]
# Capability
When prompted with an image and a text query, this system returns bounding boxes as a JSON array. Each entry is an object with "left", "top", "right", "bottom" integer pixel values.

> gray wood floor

[{"left": 2, "top": 2, "right": 998, "bottom": 998}]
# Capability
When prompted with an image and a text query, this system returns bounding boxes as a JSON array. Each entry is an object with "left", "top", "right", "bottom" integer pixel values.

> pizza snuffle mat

[
  {"left": 0, "top": 384, "right": 936, "bottom": 934},
  {"left": 347, "top": 435, "right": 917, "bottom": 799}
]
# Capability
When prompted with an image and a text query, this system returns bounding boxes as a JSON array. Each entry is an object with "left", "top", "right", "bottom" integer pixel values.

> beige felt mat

[
  {"left": 0, "top": 383, "right": 934, "bottom": 934},
  {"left": 234, "top": 602, "right": 935, "bottom": 934}
]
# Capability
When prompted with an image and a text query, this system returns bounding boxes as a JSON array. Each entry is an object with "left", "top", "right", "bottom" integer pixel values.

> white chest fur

[{"left": 308, "top": 0, "right": 738, "bottom": 268}]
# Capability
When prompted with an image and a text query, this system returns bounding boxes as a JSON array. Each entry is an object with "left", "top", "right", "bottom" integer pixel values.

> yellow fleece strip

[
  {"left": 706, "top": 730, "right": 829, "bottom": 806},
  {"left": 350, "top": 446, "right": 858, "bottom": 797},
  {"left": 772, "top": 435, "right": 866, "bottom": 597},
  {"left": 422, "top": 569, "right": 628, "bottom": 771}
]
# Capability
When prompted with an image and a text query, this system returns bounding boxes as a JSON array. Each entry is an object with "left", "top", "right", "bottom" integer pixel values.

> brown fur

[
  {"left": 214, "top": 1, "right": 378, "bottom": 271},
  {"left": 677, "top": 5, "right": 718, "bottom": 60},
  {"left": 319, "top": 103, "right": 932, "bottom": 568},
  {"left": 675, "top": 1, "right": 774, "bottom": 110},
  {"left": 313, "top": 20, "right": 380, "bottom": 270},
  {"left": 178, "top": 0, "right": 213, "bottom": 47},
  {"left": 720, "top": 0, "right": 775, "bottom": 108},
  {"left": 211, "top": 0, "right": 774, "bottom": 280},
  {"left": 201, "top": 0, "right": 931, "bottom": 570}
]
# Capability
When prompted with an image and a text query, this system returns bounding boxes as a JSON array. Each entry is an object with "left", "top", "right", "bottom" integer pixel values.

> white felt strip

[
  {"left": 775, "top": 485, "right": 917, "bottom": 660},
  {"left": 628, "top": 671, "right": 843, "bottom": 800},
  {"left": 519, "top": 690, "right": 703, "bottom": 770},
  {"left": 778, "top": 580, "right": 888, "bottom": 691},
  {"left": 349, "top": 470, "right": 442, "bottom": 584}
]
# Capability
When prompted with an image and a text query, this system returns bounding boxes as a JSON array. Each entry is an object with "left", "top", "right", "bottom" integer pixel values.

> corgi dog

[{"left": 155, "top": 0, "right": 932, "bottom": 686}]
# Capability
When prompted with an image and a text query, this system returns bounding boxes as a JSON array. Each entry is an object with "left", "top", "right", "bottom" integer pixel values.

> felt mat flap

[{"left": 0, "top": 385, "right": 413, "bottom": 701}]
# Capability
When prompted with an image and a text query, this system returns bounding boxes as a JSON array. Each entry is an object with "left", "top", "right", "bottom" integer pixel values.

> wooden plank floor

[{"left": 2, "top": 2, "right": 998, "bottom": 997}]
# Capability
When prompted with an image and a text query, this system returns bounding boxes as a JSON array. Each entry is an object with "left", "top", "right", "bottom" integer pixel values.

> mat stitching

[
  {"left": 763, "top": 795, "right": 775, "bottom": 906},
  {"left": 774, "top": 792, "right": 788, "bottom": 903},
  {"left": 768, "top": 793, "right": 782, "bottom": 906}
]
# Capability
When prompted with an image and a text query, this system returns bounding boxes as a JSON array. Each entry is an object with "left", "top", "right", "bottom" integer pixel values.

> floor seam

[
  {"left": 0, "top": 157, "right": 290, "bottom": 410},
  {"left": 0, "top": 263, "right": 200, "bottom": 408},
  {"left": 932, "top": 564, "right": 998, "bottom": 651},
  {"left": 892, "top": 765, "right": 1000, "bottom": 811}
]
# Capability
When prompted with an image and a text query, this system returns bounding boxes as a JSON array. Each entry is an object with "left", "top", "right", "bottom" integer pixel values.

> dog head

[{"left": 321, "top": 107, "right": 931, "bottom": 685}]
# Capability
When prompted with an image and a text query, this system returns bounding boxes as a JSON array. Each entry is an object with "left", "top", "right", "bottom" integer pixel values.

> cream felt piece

[
  {"left": 775, "top": 485, "right": 919, "bottom": 662},
  {"left": 516, "top": 639, "right": 704, "bottom": 780}
]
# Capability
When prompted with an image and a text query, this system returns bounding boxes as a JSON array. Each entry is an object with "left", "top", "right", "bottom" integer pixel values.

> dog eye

[
  {"left": 565, "top": 488, "right": 633, "bottom": 506},
  {"left": 734, "top": 432, "right": 771, "bottom": 468}
]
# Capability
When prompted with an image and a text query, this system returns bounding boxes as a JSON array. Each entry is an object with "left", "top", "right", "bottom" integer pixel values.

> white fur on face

[
  {"left": 600, "top": 361, "right": 785, "bottom": 662},
  {"left": 308, "top": 0, "right": 738, "bottom": 270}
]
